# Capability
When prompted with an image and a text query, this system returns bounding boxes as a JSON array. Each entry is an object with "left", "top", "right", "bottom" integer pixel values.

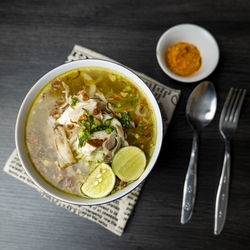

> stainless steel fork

[{"left": 214, "top": 88, "right": 247, "bottom": 235}]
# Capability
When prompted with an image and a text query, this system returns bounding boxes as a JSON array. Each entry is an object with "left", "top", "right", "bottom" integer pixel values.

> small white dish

[{"left": 156, "top": 23, "right": 219, "bottom": 83}]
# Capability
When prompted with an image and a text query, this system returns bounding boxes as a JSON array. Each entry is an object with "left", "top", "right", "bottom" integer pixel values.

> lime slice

[
  {"left": 81, "top": 163, "right": 116, "bottom": 198},
  {"left": 112, "top": 146, "right": 146, "bottom": 182}
]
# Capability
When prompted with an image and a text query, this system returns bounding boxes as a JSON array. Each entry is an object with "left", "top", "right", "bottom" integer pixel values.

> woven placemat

[{"left": 3, "top": 45, "right": 180, "bottom": 236}]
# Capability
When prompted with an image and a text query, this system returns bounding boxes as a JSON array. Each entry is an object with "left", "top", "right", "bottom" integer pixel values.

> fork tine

[
  {"left": 233, "top": 89, "right": 247, "bottom": 124},
  {"left": 224, "top": 88, "right": 238, "bottom": 121},
  {"left": 229, "top": 89, "right": 242, "bottom": 122},
  {"left": 220, "top": 88, "right": 234, "bottom": 123}
]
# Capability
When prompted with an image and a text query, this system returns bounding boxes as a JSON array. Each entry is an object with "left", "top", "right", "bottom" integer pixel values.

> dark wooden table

[{"left": 1, "top": 0, "right": 250, "bottom": 249}]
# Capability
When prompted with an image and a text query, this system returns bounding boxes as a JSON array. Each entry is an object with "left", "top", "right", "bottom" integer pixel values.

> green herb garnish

[
  {"left": 131, "top": 99, "right": 139, "bottom": 105},
  {"left": 135, "top": 133, "right": 140, "bottom": 139},
  {"left": 119, "top": 112, "right": 133, "bottom": 129},
  {"left": 71, "top": 97, "right": 79, "bottom": 107},
  {"left": 89, "top": 115, "right": 94, "bottom": 124},
  {"left": 137, "top": 123, "right": 143, "bottom": 131},
  {"left": 78, "top": 130, "right": 92, "bottom": 147},
  {"left": 105, "top": 127, "right": 113, "bottom": 134},
  {"left": 104, "top": 119, "right": 112, "bottom": 126},
  {"left": 116, "top": 101, "right": 125, "bottom": 108},
  {"left": 128, "top": 93, "right": 135, "bottom": 98},
  {"left": 124, "top": 85, "right": 132, "bottom": 92},
  {"left": 78, "top": 128, "right": 85, "bottom": 138},
  {"left": 78, "top": 115, "right": 117, "bottom": 147},
  {"left": 116, "top": 75, "right": 123, "bottom": 80}
]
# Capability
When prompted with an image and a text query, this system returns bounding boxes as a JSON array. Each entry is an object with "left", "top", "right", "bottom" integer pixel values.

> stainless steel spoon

[{"left": 181, "top": 81, "right": 217, "bottom": 224}]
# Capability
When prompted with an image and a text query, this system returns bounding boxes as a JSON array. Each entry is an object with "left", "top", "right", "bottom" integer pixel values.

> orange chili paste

[{"left": 165, "top": 42, "right": 201, "bottom": 77}]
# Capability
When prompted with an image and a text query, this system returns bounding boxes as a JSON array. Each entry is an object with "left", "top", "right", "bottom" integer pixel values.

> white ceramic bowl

[
  {"left": 156, "top": 23, "right": 219, "bottom": 83},
  {"left": 15, "top": 59, "right": 163, "bottom": 206}
]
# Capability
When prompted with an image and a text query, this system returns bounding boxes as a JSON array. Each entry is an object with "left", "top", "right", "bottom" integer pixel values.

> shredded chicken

[
  {"left": 61, "top": 81, "right": 71, "bottom": 109},
  {"left": 79, "top": 142, "right": 97, "bottom": 156},
  {"left": 57, "top": 99, "right": 98, "bottom": 125},
  {"left": 54, "top": 125, "right": 76, "bottom": 168}
]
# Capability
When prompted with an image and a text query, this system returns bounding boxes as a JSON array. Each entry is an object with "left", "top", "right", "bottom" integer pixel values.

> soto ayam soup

[{"left": 25, "top": 67, "right": 156, "bottom": 198}]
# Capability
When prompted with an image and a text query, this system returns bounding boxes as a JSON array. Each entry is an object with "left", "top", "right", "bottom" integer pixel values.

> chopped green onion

[
  {"left": 79, "top": 120, "right": 85, "bottom": 126},
  {"left": 78, "top": 131, "right": 91, "bottom": 147},
  {"left": 105, "top": 127, "right": 113, "bottom": 134},
  {"left": 84, "top": 121, "right": 90, "bottom": 128},
  {"left": 116, "top": 75, "right": 123, "bottom": 80},
  {"left": 137, "top": 123, "right": 143, "bottom": 131},
  {"left": 104, "top": 119, "right": 111, "bottom": 126},
  {"left": 131, "top": 99, "right": 139, "bottom": 105},
  {"left": 124, "top": 85, "right": 132, "bottom": 92},
  {"left": 128, "top": 93, "right": 135, "bottom": 98},
  {"left": 116, "top": 101, "right": 125, "bottom": 108},
  {"left": 96, "top": 120, "right": 102, "bottom": 126},
  {"left": 78, "top": 128, "right": 85, "bottom": 138},
  {"left": 91, "top": 124, "right": 96, "bottom": 129},
  {"left": 78, "top": 113, "right": 116, "bottom": 139},
  {"left": 71, "top": 97, "right": 78, "bottom": 107}
]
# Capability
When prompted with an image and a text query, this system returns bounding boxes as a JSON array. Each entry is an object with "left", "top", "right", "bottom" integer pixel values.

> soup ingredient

[
  {"left": 112, "top": 146, "right": 146, "bottom": 182},
  {"left": 102, "top": 131, "right": 121, "bottom": 163},
  {"left": 25, "top": 67, "right": 156, "bottom": 197},
  {"left": 165, "top": 42, "right": 201, "bottom": 77},
  {"left": 71, "top": 97, "right": 79, "bottom": 107},
  {"left": 54, "top": 89, "right": 128, "bottom": 164},
  {"left": 80, "top": 163, "right": 116, "bottom": 198},
  {"left": 119, "top": 112, "right": 134, "bottom": 129},
  {"left": 54, "top": 125, "right": 76, "bottom": 168}
]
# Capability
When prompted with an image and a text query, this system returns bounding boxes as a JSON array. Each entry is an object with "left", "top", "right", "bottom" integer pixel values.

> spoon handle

[{"left": 181, "top": 131, "right": 198, "bottom": 224}]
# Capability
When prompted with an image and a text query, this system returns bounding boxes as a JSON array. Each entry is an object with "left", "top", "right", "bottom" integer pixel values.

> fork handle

[
  {"left": 214, "top": 140, "right": 231, "bottom": 235},
  {"left": 181, "top": 131, "right": 198, "bottom": 224}
]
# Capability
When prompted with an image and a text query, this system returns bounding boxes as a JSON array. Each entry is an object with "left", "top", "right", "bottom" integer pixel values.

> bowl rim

[
  {"left": 156, "top": 23, "right": 220, "bottom": 83},
  {"left": 15, "top": 58, "right": 163, "bottom": 206}
]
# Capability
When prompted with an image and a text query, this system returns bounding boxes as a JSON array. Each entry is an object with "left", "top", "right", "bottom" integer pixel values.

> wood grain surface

[{"left": 0, "top": 0, "right": 250, "bottom": 249}]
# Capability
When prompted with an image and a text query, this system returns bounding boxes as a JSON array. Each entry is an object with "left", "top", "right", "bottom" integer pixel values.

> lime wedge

[
  {"left": 81, "top": 163, "right": 116, "bottom": 198},
  {"left": 112, "top": 146, "right": 146, "bottom": 182}
]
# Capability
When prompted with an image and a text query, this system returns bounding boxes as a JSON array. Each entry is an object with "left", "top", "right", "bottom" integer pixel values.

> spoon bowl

[{"left": 186, "top": 81, "right": 217, "bottom": 130}]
